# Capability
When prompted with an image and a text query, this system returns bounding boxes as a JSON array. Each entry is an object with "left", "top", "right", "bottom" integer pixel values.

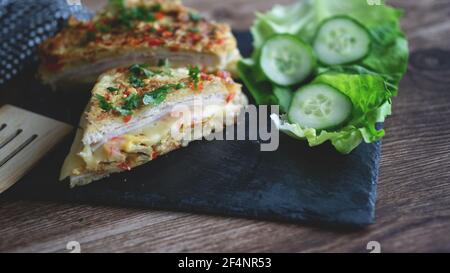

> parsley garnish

[
  {"left": 130, "top": 64, "right": 156, "bottom": 77},
  {"left": 150, "top": 3, "right": 162, "bottom": 12},
  {"left": 157, "top": 59, "right": 173, "bottom": 76},
  {"left": 142, "top": 83, "right": 186, "bottom": 106},
  {"left": 129, "top": 64, "right": 157, "bottom": 87},
  {"left": 107, "top": 87, "right": 119, "bottom": 93},
  {"left": 97, "top": 83, "right": 184, "bottom": 116},
  {"left": 188, "top": 27, "right": 200, "bottom": 33},
  {"left": 158, "top": 59, "right": 166, "bottom": 67},
  {"left": 123, "top": 93, "right": 140, "bottom": 110},
  {"left": 175, "top": 82, "right": 187, "bottom": 89},
  {"left": 95, "top": 94, "right": 113, "bottom": 111},
  {"left": 112, "top": 93, "right": 140, "bottom": 116},
  {"left": 97, "top": 63, "right": 186, "bottom": 116},
  {"left": 128, "top": 63, "right": 174, "bottom": 83},
  {"left": 108, "top": 0, "right": 124, "bottom": 10},
  {"left": 128, "top": 74, "right": 145, "bottom": 88},
  {"left": 189, "top": 12, "right": 201, "bottom": 22},
  {"left": 114, "top": 107, "right": 132, "bottom": 116},
  {"left": 108, "top": 0, "right": 161, "bottom": 28},
  {"left": 128, "top": 6, "right": 155, "bottom": 22},
  {"left": 188, "top": 65, "right": 200, "bottom": 89},
  {"left": 142, "top": 89, "right": 167, "bottom": 106},
  {"left": 95, "top": 22, "right": 112, "bottom": 33}
]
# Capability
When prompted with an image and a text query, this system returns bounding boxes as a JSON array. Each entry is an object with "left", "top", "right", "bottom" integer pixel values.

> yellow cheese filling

[
  {"left": 79, "top": 114, "right": 180, "bottom": 172},
  {"left": 60, "top": 103, "right": 239, "bottom": 181},
  {"left": 85, "top": 104, "right": 233, "bottom": 169}
]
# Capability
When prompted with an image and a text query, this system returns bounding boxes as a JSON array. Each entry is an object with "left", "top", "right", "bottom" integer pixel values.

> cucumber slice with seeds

[
  {"left": 313, "top": 16, "right": 371, "bottom": 65},
  {"left": 260, "top": 34, "right": 316, "bottom": 86},
  {"left": 288, "top": 83, "right": 352, "bottom": 130}
]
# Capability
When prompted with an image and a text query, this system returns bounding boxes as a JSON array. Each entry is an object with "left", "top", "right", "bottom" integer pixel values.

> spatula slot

[
  {"left": 0, "top": 129, "right": 23, "bottom": 150},
  {"left": 0, "top": 134, "right": 38, "bottom": 168},
  {"left": 0, "top": 105, "right": 72, "bottom": 195}
]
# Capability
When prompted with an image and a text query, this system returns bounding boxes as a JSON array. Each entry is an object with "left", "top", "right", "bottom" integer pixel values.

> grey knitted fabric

[{"left": 0, "top": 0, "right": 92, "bottom": 85}]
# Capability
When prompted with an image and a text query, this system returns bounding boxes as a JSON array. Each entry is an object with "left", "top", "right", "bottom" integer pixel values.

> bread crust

[{"left": 38, "top": 0, "right": 241, "bottom": 87}]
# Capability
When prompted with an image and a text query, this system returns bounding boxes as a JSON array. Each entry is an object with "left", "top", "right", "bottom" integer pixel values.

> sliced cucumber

[
  {"left": 288, "top": 84, "right": 352, "bottom": 130},
  {"left": 313, "top": 16, "right": 371, "bottom": 65},
  {"left": 260, "top": 34, "right": 316, "bottom": 86}
]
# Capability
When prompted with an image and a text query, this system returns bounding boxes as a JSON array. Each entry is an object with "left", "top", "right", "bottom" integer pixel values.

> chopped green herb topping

[
  {"left": 143, "top": 83, "right": 186, "bottom": 105},
  {"left": 158, "top": 59, "right": 170, "bottom": 67},
  {"left": 128, "top": 64, "right": 156, "bottom": 87},
  {"left": 188, "top": 27, "right": 200, "bottom": 33},
  {"left": 108, "top": 0, "right": 124, "bottom": 10},
  {"left": 97, "top": 83, "right": 185, "bottom": 116},
  {"left": 108, "top": 0, "right": 162, "bottom": 28},
  {"left": 128, "top": 6, "right": 156, "bottom": 22},
  {"left": 95, "top": 94, "right": 113, "bottom": 111},
  {"left": 150, "top": 3, "right": 162, "bottom": 12},
  {"left": 95, "top": 22, "right": 112, "bottom": 33},
  {"left": 114, "top": 107, "right": 132, "bottom": 116},
  {"left": 107, "top": 87, "right": 119, "bottom": 93},
  {"left": 188, "top": 65, "right": 200, "bottom": 89},
  {"left": 129, "top": 64, "right": 158, "bottom": 77},
  {"left": 189, "top": 12, "right": 201, "bottom": 22},
  {"left": 128, "top": 74, "right": 145, "bottom": 88},
  {"left": 123, "top": 93, "right": 141, "bottom": 110}
]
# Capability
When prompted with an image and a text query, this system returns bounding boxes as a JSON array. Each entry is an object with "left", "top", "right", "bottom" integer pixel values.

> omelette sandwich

[
  {"left": 39, "top": 0, "right": 241, "bottom": 88},
  {"left": 60, "top": 64, "right": 247, "bottom": 187}
]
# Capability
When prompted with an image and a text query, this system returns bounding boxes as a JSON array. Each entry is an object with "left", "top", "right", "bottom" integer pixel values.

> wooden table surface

[{"left": 1, "top": 0, "right": 450, "bottom": 253}]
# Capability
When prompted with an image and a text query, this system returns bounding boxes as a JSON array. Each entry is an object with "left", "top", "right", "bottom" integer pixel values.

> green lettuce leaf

[
  {"left": 251, "top": 0, "right": 316, "bottom": 49},
  {"left": 237, "top": 59, "right": 278, "bottom": 105},
  {"left": 272, "top": 73, "right": 391, "bottom": 154},
  {"left": 273, "top": 85, "right": 293, "bottom": 113},
  {"left": 239, "top": 0, "right": 409, "bottom": 153},
  {"left": 244, "top": 0, "right": 408, "bottom": 98}
]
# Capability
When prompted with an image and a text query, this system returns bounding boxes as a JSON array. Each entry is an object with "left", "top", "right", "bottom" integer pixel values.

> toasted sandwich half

[
  {"left": 38, "top": 0, "right": 241, "bottom": 88},
  {"left": 60, "top": 65, "right": 247, "bottom": 187}
]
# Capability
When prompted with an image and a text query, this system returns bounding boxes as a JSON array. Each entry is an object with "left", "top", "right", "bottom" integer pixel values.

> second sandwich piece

[{"left": 39, "top": 0, "right": 241, "bottom": 87}]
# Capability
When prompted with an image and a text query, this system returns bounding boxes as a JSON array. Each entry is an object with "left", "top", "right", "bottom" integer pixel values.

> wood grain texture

[
  {"left": 1, "top": 0, "right": 450, "bottom": 253},
  {"left": 0, "top": 106, "right": 72, "bottom": 194}
]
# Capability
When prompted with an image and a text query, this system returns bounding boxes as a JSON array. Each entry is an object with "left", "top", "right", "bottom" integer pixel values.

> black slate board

[{"left": 2, "top": 32, "right": 380, "bottom": 227}]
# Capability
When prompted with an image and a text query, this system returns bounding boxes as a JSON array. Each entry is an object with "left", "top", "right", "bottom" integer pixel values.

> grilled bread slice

[
  {"left": 38, "top": 0, "right": 241, "bottom": 88},
  {"left": 60, "top": 65, "right": 247, "bottom": 187}
]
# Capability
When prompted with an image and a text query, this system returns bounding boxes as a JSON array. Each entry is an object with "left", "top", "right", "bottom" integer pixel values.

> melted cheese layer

[
  {"left": 60, "top": 103, "right": 239, "bottom": 180},
  {"left": 79, "top": 114, "right": 178, "bottom": 171}
]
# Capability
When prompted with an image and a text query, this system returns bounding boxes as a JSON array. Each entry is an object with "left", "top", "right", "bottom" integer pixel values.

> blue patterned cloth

[{"left": 0, "top": 0, "right": 92, "bottom": 85}]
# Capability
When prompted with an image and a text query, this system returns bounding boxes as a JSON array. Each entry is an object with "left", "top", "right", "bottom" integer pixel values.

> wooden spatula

[{"left": 0, "top": 105, "right": 72, "bottom": 194}]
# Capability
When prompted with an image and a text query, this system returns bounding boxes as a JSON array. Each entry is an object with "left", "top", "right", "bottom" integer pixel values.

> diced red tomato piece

[
  {"left": 169, "top": 45, "right": 180, "bottom": 52},
  {"left": 226, "top": 92, "right": 236, "bottom": 103},
  {"left": 162, "top": 31, "right": 173, "bottom": 38},
  {"left": 123, "top": 115, "right": 132, "bottom": 123},
  {"left": 200, "top": 73, "right": 209, "bottom": 81},
  {"left": 155, "top": 12, "right": 165, "bottom": 20},
  {"left": 117, "top": 162, "right": 131, "bottom": 171},
  {"left": 147, "top": 38, "right": 164, "bottom": 46},
  {"left": 216, "top": 70, "right": 230, "bottom": 79},
  {"left": 189, "top": 32, "right": 202, "bottom": 42}
]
